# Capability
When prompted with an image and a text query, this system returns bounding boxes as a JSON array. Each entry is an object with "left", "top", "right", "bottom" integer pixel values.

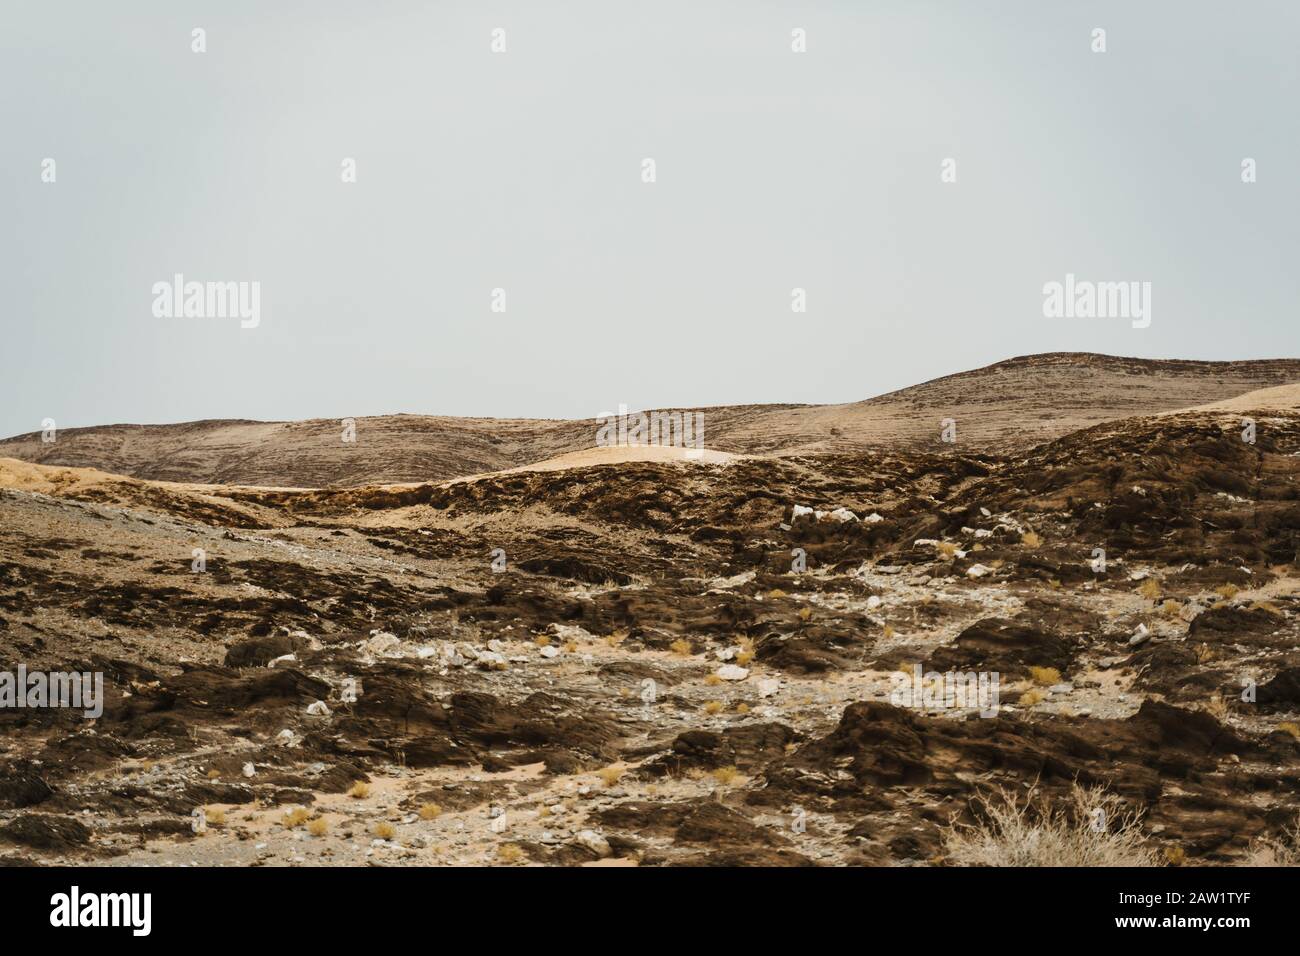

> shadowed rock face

[
  {"left": 0, "top": 374, "right": 1298, "bottom": 866},
  {"left": 3, "top": 353, "right": 1300, "bottom": 486}
]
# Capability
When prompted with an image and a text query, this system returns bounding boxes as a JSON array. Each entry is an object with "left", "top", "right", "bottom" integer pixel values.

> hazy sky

[{"left": 3, "top": 1, "right": 1297, "bottom": 438}]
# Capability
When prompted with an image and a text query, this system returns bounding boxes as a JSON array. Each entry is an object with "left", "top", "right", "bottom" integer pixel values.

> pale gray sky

[{"left": 3, "top": 1, "right": 1297, "bottom": 438}]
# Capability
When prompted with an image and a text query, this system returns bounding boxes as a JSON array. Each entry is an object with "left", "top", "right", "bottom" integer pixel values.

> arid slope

[{"left": 3, "top": 353, "right": 1298, "bottom": 487}]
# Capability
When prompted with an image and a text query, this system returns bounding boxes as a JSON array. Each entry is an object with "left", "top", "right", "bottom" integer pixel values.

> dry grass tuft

[
  {"left": 1018, "top": 689, "right": 1046, "bottom": 708},
  {"left": 373, "top": 821, "right": 396, "bottom": 841},
  {"left": 604, "top": 629, "right": 628, "bottom": 648},
  {"left": 1246, "top": 814, "right": 1300, "bottom": 866},
  {"left": 283, "top": 806, "right": 311, "bottom": 828},
  {"left": 497, "top": 843, "right": 525, "bottom": 864},
  {"left": 712, "top": 766, "right": 741, "bottom": 786},
  {"left": 1214, "top": 583, "right": 1240, "bottom": 600},
  {"left": 534, "top": 634, "right": 551, "bottom": 647},
  {"left": 704, "top": 673, "right": 722, "bottom": 686},
  {"left": 348, "top": 781, "right": 371, "bottom": 799},
  {"left": 942, "top": 783, "right": 1158, "bottom": 867},
  {"left": 735, "top": 637, "right": 755, "bottom": 665},
  {"left": 418, "top": 802, "right": 442, "bottom": 821},
  {"left": 936, "top": 541, "right": 959, "bottom": 560},
  {"left": 670, "top": 639, "right": 693, "bottom": 657},
  {"left": 1021, "top": 531, "right": 1042, "bottom": 549},
  {"left": 703, "top": 700, "right": 724, "bottom": 715},
  {"left": 767, "top": 589, "right": 787, "bottom": 599},
  {"left": 308, "top": 817, "right": 329, "bottom": 837},
  {"left": 597, "top": 766, "right": 623, "bottom": 788},
  {"left": 1137, "top": 579, "right": 1161, "bottom": 602},
  {"left": 1279, "top": 722, "right": 1300, "bottom": 741},
  {"left": 205, "top": 808, "right": 226, "bottom": 826},
  {"left": 1028, "top": 666, "right": 1061, "bottom": 686}
]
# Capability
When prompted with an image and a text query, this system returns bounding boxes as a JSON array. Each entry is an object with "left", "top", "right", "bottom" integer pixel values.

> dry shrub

[
  {"left": 942, "top": 783, "right": 1158, "bottom": 867},
  {"left": 703, "top": 700, "right": 724, "bottom": 715},
  {"left": 670, "top": 639, "right": 693, "bottom": 657},
  {"left": 1245, "top": 814, "right": 1300, "bottom": 866},
  {"left": 418, "top": 802, "right": 442, "bottom": 821},
  {"left": 712, "top": 767, "right": 741, "bottom": 786},
  {"left": 308, "top": 818, "right": 329, "bottom": 837},
  {"left": 283, "top": 806, "right": 311, "bottom": 828},
  {"left": 1137, "top": 579, "right": 1161, "bottom": 602},
  {"left": 1021, "top": 531, "right": 1042, "bottom": 549},
  {"left": 348, "top": 781, "right": 371, "bottom": 799},
  {"left": 1028, "top": 666, "right": 1061, "bottom": 686},
  {"left": 597, "top": 766, "right": 623, "bottom": 788},
  {"left": 497, "top": 843, "right": 525, "bottom": 864},
  {"left": 373, "top": 821, "right": 396, "bottom": 840}
]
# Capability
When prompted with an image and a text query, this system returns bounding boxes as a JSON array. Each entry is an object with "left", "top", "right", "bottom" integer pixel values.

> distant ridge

[{"left": 2, "top": 353, "right": 1297, "bottom": 487}]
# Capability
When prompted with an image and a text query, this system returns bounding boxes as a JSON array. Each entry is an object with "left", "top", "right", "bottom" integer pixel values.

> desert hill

[{"left": 2, "top": 352, "right": 1297, "bottom": 487}]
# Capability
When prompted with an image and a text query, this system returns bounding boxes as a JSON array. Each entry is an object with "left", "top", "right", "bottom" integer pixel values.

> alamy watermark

[
  {"left": 890, "top": 664, "right": 1000, "bottom": 718},
  {"left": 0, "top": 666, "right": 103, "bottom": 719},
  {"left": 151, "top": 274, "right": 260, "bottom": 328},
  {"left": 1042, "top": 273, "right": 1150, "bottom": 329},
  {"left": 595, "top": 404, "right": 705, "bottom": 456}
]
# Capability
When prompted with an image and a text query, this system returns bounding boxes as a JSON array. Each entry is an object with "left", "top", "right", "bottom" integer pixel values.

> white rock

[
  {"left": 1128, "top": 624, "right": 1151, "bottom": 647},
  {"left": 866, "top": 595, "right": 882, "bottom": 610},
  {"left": 716, "top": 647, "right": 737, "bottom": 661},
  {"left": 715, "top": 664, "right": 749, "bottom": 682},
  {"left": 966, "top": 564, "right": 991, "bottom": 578},
  {"left": 574, "top": 829, "right": 612, "bottom": 857},
  {"left": 364, "top": 632, "right": 400, "bottom": 656},
  {"left": 827, "top": 507, "right": 858, "bottom": 523},
  {"left": 306, "top": 700, "right": 331, "bottom": 716},
  {"left": 863, "top": 512, "right": 884, "bottom": 523},
  {"left": 475, "top": 650, "right": 509, "bottom": 671},
  {"left": 242, "top": 762, "right": 256, "bottom": 778},
  {"left": 268, "top": 653, "right": 297, "bottom": 667},
  {"left": 791, "top": 504, "right": 816, "bottom": 521},
  {"left": 539, "top": 645, "right": 560, "bottom": 659}
]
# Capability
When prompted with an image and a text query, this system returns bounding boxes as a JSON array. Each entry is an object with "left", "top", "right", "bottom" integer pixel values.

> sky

[{"left": 2, "top": 0, "right": 1297, "bottom": 438}]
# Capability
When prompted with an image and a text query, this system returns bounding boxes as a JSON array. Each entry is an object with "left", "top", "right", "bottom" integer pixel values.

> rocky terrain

[{"left": 1, "top": 355, "right": 1298, "bottom": 867}]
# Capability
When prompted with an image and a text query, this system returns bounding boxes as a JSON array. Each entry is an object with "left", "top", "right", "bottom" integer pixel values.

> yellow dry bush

[
  {"left": 670, "top": 639, "right": 693, "bottom": 657},
  {"left": 1164, "top": 846, "right": 1186, "bottom": 866},
  {"left": 534, "top": 634, "right": 551, "bottom": 647},
  {"left": 735, "top": 637, "right": 755, "bottom": 666},
  {"left": 205, "top": 808, "right": 226, "bottom": 826},
  {"left": 703, "top": 700, "right": 724, "bottom": 715},
  {"left": 373, "top": 821, "right": 396, "bottom": 841},
  {"left": 1137, "top": 579, "right": 1161, "bottom": 601},
  {"left": 418, "top": 803, "right": 442, "bottom": 821},
  {"left": 712, "top": 767, "right": 741, "bottom": 786},
  {"left": 767, "top": 589, "right": 787, "bottom": 599},
  {"left": 936, "top": 541, "right": 959, "bottom": 560},
  {"left": 1019, "top": 689, "right": 1045, "bottom": 707},
  {"left": 1279, "top": 722, "right": 1300, "bottom": 741},
  {"left": 283, "top": 806, "right": 311, "bottom": 828},
  {"left": 1215, "top": 583, "right": 1240, "bottom": 600},
  {"left": 497, "top": 843, "right": 525, "bottom": 864},
  {"left": 797, "top": 606, "right": 812, "bottom": 622},
  {"left": 1160, "top": 599, "right": 1181, "bottom": 619},
  {"left": 348, "top": 781, "right": 371, "bottom": 799},
  {"left": 597, "top": 766, "right": 623, "bottom": 788},
  {"left": 604, "top": 629, "right": 629, "bottom": 647},
  {"left": 1021, "top": 531, "right": 1042, "bottom": 549},
  {"left": 1028, "top": 667, "right": 1061, "bottom": 686},
  {"left": 735, "top": 702, "right": 750, "bottom": 715},
  {"left": 704, "top": 674, "right": 722, "bottom": 686},
  {"left": 308, "top": 818, "right": 329, "bottom": 837}
]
